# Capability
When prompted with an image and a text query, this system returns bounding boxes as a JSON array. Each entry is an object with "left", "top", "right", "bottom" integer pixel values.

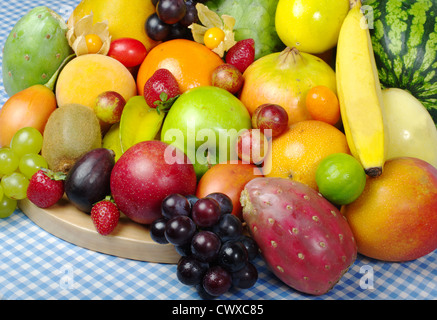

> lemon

[
  {"left": 275, "top": 0, "right": 350, "bottom": 54},
  {"left": 316, "top": 153, "right": 366, "bottom": 205}
]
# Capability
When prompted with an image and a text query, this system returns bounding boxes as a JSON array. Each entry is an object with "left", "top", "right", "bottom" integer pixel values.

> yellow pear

[
  {"left": 68, "top": 0, "right": 159, "bottom": 51},
  {"left": 381, "top": 88, "right": 437, "bottom": 168}
]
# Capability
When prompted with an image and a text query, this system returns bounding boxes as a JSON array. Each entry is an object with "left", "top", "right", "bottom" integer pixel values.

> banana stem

[{"left": 350, "top": 0, "right": 362, "bottom": 9}]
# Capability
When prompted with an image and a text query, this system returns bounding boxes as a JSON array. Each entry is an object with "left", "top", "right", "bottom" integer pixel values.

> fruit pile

[
  {"left": 151, "top": 193, "right": 259, "bottom": 298},
  {"left": 1, "top": 0, "right": 437, "bottom": 299}
]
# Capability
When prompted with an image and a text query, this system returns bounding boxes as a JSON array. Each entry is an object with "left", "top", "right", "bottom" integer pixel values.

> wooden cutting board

[{"left": 18, "top": 196, "right": 180, "bottom": 264}]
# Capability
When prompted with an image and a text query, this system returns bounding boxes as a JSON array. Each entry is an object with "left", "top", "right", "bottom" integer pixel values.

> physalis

[
  {"left": 189, "top": 3, "right": 236, "bottom": 57},
  {"left": 67, "top": 13, "right": 111, "bottom": 56}
]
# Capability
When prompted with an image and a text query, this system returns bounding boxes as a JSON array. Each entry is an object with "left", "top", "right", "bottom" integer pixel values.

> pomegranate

[{"left": 239, "top": 47, "right": 336, "bottom": 125}]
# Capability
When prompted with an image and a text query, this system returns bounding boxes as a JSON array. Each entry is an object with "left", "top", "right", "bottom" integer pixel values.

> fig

[{"left": 65, "top": 148, "right": 115, "bottom": 213}]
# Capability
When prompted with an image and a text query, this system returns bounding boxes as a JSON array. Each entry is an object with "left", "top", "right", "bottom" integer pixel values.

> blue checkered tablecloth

[{"left": 1, "top": 0, "right": 436, "bottom": 301}]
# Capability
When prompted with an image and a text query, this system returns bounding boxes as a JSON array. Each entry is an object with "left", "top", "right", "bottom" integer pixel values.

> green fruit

[
  {"left": 102, "top": 123, "right": 123, "bottom": 162},
  {"left": 161, "top": 86, "right": 252, "bottom": 179},
  {"left": 0, "top": 196, "right": 17, "bottom": 219},
  {"left": 315, "top": 153, "right": 366, "bottom": 205},
  {"left": 41, "top": 104, "right": 102, "bottom": 174},
  {"left": 2, "top": 6, "right": 73, "bottom": 96},
  {"left": 119, "top": 96, "right": 165, "bottom": 153},
  {"left": 364, "top": 0, "right": 437, "bottom": 126},
  {"left": 205, "top": 0, "right": 285, "bottom": 59}
]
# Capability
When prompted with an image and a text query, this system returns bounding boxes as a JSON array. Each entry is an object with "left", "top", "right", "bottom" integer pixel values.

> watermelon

[{"left": 364, "top": 0, "right": 437, "bottom": 126}]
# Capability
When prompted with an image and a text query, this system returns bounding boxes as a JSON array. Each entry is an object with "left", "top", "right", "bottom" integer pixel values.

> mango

[
  {"left": 342, "top": 157, "right": 437, "bottom": 262},
  {"left": 55, "top": 54, "right": 137, "bottom": 110},
  {"left": 0, "top": 84, "right": 57, "bottom": 148}
]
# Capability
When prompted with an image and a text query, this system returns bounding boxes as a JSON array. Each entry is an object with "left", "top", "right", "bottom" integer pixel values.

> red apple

[{"left": 110, "top": 140, "right": 197, "bottom": 224}]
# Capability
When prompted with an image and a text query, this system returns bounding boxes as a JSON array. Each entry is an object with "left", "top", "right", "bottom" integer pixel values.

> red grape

[
  {"left": 205, "top": 192, "right": 233, "bottom": 215},
  {"left": 191, "top": 197, "right": 221, "bottom": 227},
  {"left": 177, "top": 256, "right": 209, "bottom": 286},
  {"left": 231, "top": 262, "right": 258, "bottom": 289},
  {"left": 252, "top": 103, "right": 289, "bottom": 138},
  {"left": 191, "top": 231, "right": 221, "bottom": 263},
  {"left": 161, "top": 193, "right": 191, "bottom": 220},
  {"left": 202, "top": 265, "right": 232, "bottom": 297},
  {"left": 217, "top": 240, "right": 248, "bottom": 272},
  {"left": 165, "top": 215, "right": 196, "bottom": 245},
  {"left": 156, "top": 0, "right": 187, "bottom": 25}
]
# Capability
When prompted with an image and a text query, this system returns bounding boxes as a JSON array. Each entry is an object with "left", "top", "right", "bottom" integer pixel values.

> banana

[
  {"left": 119, "top": 96, "right": 165, "bottom": 153},
  {"left": 336, "top": 0, "right": 386, "bottom": 177}
]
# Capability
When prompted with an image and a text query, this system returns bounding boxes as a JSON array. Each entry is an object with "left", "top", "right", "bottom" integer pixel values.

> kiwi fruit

[{"left": 42, "top": 104, "right": 102, "bottom": 173}]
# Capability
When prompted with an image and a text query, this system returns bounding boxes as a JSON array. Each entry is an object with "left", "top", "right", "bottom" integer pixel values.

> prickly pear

[
  {"left": 2, "top": 6, "right": 73, "bottom": 96},
  {"left": 240, "top": 177, "right": 357, "bottom": 295}
]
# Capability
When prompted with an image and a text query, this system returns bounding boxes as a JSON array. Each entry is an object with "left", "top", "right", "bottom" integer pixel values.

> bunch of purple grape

[
  {"left": 146, "top": 0, "right": 205, "bottom": 42},
  {"left": 150, "top": 192, "right": 259, "bottom": 299}
]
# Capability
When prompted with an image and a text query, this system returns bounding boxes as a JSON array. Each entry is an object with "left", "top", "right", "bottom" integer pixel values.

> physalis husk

[
  {"left": 67, "top": 12, "right": 111, "bottom": 56},
  {"left": 189, "top": 3, "right": 236, "bottom": 57}
]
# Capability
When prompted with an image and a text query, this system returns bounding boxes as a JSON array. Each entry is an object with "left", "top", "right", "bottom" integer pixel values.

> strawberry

[
  {"left": 91, "top": 197, "right": 120, "bottom": 236},
  {"left": 27, "top": 169, "right": 66, "bottom": 208},
  {"left": 225, "top": 39, "right": 255, "bottom": 74},
  {"left": 143, "top": 68, "right": 181, "bottom": 113}
]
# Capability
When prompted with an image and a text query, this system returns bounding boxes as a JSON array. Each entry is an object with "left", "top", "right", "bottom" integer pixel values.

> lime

[{"left": 315, "top": 153, "right": 366, "bottom": 205}]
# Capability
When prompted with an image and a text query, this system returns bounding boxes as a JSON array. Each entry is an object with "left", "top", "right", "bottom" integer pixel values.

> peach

[
  {"left": 342, "top": 157, "right": 437, "bottom": 262},
  {"left": 55, "top": 54, "right": 137, "bottom": 110}
]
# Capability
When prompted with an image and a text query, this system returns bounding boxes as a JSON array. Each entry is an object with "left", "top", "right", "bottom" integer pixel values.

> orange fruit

[
  {"left": 136, "top": 39, "right": 224, "bottom": 95},
  {"left": 263, "top": 120, "right": 350, "bottom": 190},
  {"left": 305, "top": 85, "right": 340, "bottom": 125}
]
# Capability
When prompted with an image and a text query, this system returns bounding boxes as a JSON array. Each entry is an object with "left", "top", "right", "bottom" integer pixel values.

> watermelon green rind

[
  {"left": 364, "top": 0, "right": 437, "bottom": 126},
  {"left": 205, "top": 0, "right": 285, "bottom": 59}
]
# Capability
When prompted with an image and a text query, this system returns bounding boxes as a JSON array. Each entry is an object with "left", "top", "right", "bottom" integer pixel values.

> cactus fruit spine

[
  {"left": 241, "top": 177, "right": 357, "bottom": 295},
  {"left": 2, "top": 6, "right": 73, "bottom": 96}
]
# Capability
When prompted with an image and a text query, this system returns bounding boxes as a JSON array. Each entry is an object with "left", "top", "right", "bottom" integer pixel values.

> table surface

[{"left": 1, "top": 0, "right": 436, "bottom": 301}]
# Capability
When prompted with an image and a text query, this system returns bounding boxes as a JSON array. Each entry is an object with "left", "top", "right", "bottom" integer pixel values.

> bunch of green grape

[{"left": 0, "top": 127, "right": 48, "bottom": 218}]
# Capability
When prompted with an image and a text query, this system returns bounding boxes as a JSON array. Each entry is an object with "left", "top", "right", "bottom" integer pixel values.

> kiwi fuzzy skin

[{"left": 42, "top": 104, "right": 102, "bottom": 173}]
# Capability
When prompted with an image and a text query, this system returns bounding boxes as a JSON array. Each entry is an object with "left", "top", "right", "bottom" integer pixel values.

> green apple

[{"left": 161, "top": 86, "right": 252, "bottom": 179}]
